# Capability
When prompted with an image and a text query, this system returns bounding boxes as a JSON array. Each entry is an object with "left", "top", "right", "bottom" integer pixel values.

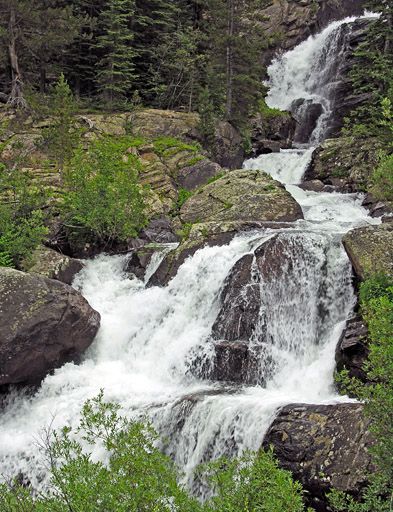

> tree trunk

[
  {"left": 7, "top": 5, "right": 27, "bottom": 109},
  {"left": 225, "top": 0, "right": 235, "bottom": 120},
  {"left": 40, "top": 67, "right": 46, "bottom": 94}
]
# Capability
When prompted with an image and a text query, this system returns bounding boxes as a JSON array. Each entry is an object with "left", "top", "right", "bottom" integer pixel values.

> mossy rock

[
  {"left": 343, "top": 223, "right": 393, "bottom": 281},
  {"left": 180, "top": 169, "right": 303, "bottom": 224}
]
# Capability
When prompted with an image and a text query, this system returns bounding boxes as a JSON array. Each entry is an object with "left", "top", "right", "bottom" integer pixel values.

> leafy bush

[
  {"left": 332, "top": 274, "right": 393, "bottom": 511},
  {"left": 0, "top": 391, "right": 308, "bottom": 512},
  {"left": 371, "top": 151, "right": 393, "bottom": 201},
  {"left": 0, "top": 165, "right": 48, "bottom": 268},
  {"left": 63, "top": 136, "right": 148, "bottom": 248}
]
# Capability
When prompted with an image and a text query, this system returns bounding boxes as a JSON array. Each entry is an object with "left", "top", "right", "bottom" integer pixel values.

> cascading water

[{"left": 0, "top": 12, "right": 382, "bottom": 497}]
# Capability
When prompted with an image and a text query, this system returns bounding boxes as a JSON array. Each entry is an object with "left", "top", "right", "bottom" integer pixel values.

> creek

[{"left": 0, "top": 12, "right": 381, "bottom": 496}]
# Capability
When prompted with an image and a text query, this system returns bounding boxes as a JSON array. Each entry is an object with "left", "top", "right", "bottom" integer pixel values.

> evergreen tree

[
  {"left": 0, "top": 0, "right": 80, "bottom": 106},
  {"left": 345, "top": 0, "right": 393, "bottom": 140},
  {"left": 41, "top": 74, "right": 79, "bottom": 186},
  {"left": 201, "top": 0, "right": 271, "bottom": 125},
  {"left": 95, "top": 0, "right": 136, "bottom": 108}
]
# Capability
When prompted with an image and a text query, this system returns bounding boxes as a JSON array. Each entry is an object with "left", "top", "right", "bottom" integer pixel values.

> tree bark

[{"left": 7, "top": 4, "right": 27, "bottom": 109}]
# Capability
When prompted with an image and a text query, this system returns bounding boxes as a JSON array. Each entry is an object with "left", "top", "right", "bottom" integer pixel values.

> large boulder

[
  {"left": 0, "top": 268, "right": 100, "bottom": 386},
  {"left": 342, "top": 223, "right": 393, "bottom": 281},
  {"left": 263, "top": 403, "right": 374, "bottom": 511},
  {"left": 180, "top": 169, "right": 303, "bottom": 225},
  {"left": 25, "top": 246, "right": 84, "bottom": 285},
  {"left": 304, "top": 137, "right": 382, "bottom": 193}
]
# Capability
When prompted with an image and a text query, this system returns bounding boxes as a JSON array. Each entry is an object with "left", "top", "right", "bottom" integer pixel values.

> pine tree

[
  {"left": 95, "top": 0, "right": 136, "bottom": 108},
  {"left": 345, "top": 0, "right": 393, "bottom": 140},
  {"left": 201, "top": 0, "right": 271, "bottom": 125},
  {"left": 0, "top": 0, "right": 80, "bottom": 106},
  {"left": 41, "top": 74, "right": 79, "bottom": 186}
]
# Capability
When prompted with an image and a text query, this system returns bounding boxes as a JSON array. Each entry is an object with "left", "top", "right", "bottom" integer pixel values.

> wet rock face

[
  {"left": 209, "top": 232, "right": 330, "bottom": 385},
  {"left": 291, "top": 99, "right": 323, "bottom": 144},
  {"left": 343, "top": 223, "right": 393, "bottom": 282},
  {"left": 0, "top": 268, "right": 100, "bottom": 386},
  {"left": 263, "top": 403, "right": 374, "bottom": 512},
  {"left": 261, "top": 0, "right": 367, "bottom": 59},
  {"left": 212, "top": 255, "right": 261, "bottom": 343},
  {"left": 335, "top": 317, "right": 369, "bottom": 387}
]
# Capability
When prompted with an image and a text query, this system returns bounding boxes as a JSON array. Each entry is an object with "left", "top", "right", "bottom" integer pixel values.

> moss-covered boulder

[
  {"left": 262, "top": 403, "right": 374, "bottom": 511},
  {"left": 26, "top": 246, "right": 84, "bottom": 285},
  {"left": 304, "top": 137, "right": 382, "bottom": 192},
  {"left": 0, "top": 267, "right": 100, "bottom": 386},
  {"left": 180, "top": 169, "right": 303, "bottom": 224},
  {"left": 342, "top": 223, "right": 393, "bottom": 281}
]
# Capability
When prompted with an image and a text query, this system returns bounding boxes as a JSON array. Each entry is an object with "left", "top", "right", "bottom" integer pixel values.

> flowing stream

[{"left": 0, "top": 13, "right": 381, "bottom": 495}]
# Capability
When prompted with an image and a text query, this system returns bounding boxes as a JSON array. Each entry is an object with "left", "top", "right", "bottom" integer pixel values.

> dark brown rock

[
  {"left": 211, "top": 341, "right": 251, "bottom": 383},
  {"left": 138, "top": 215, "right": 179, "bottom": 244},
  {"left": 250, "top": 112, "right": 296, "bottom": 155},
  {"left": 336, "top": 317, "right": 369, "bottom": 386},
  {"left": 263, "top": 402, "right": 374, "bottom": 511},
  {"left": 177, "top": 159, "right": 223, "bottom": 191},
  {"left": 0, "top": 268, "right": 100, "bottom": 386},
  {"left": 124, "top": 248, "right": 156, "bottom": 281},
  {"left": 212, "top": 255, "right": 261, "bottom": 343}
]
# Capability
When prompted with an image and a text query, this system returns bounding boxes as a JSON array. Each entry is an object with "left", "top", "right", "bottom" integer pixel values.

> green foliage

[
  {"left": 153, "top": 136, "right": 201, "bottom": 157},
  {"left": 177, "top": 188, "right": 193, "bottom": 208},
  {"left": 0, "top": 391, "right": 307, "bottom": 512},
  {"left": 197, "top": 86, "right": 216, "bottom": 148},
  {"left": 63, "top": 136, "right": 148, "bottom": 247},
  {"left": 205, "top": 172, "right": 224, "bottom": 185},
  {"left": 371, "top": 150, "right": 393, "bottom": 201},
  {"left": 343, "top": 3, "right": 393, "bottom": 142},
  {"left": 332, "top": 273, "right": 393, "bottom": 511},
  {"left": 95, "top": 0, "right": 137, "bottom": 108},
  {"left": 359, "top": 271, "right": 393, "bottom": 304},
  {"left": 0, "top": 165, "right": 48, "bottom": 268},
  {"left": 198, "top": 448, "right": 306, "bottom": 512},
  {"left": 40, "top": 74, "right": 79, "bottom": 186}
]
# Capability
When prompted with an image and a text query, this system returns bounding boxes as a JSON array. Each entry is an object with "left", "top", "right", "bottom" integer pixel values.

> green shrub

[
  {"left": 63, "top": 136, "right": 148, "bottom": 248},
  {"left": 332, "top": 274, "right": 393, "bottom": 511},
  {"left": 0, "top": 391, "right": 308, "bottom": 512},
  {"left": 0, "top": 165, "right": 48, "bottom": 268},
  {"left": 371, "top": 151, "right": 393, "bottom": 201}
]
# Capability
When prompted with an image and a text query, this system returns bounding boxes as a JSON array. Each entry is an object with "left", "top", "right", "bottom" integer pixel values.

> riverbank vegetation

[{"left": 0, "top": 391, "right": 308, "bottom": 512}]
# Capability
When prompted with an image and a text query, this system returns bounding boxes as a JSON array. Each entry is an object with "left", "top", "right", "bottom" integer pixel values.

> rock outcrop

[
  {"left": 343, "top": 223, "right": 393, "bottom": 281},
  {"left": 335, "top": 317, "right": 369, "bottom": 386},
  {"left": 149, "top": 170, "right": 303, "bottom": 287},
  {"left": 263, "top": 403, "right": 374, "bottom": 511},
  {"left": 261, "top": 0, "right": 367, "bottom": 59},
  {"left": 304, "top": 137, "right": 383, "bottom": 193},
  {"left": 26, "top": 246, "right": 83, "bottom": 285},
  {"left": 180, "top": 169, "right": 303, "bottom": 225},
  {"left": 0, "top": 268, "right": 100, "bottom": 386}
]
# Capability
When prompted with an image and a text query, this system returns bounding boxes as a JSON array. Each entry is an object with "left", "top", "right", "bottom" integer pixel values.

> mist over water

[{"left": 0, "top": 13, "right": 381, "bottom": 494}]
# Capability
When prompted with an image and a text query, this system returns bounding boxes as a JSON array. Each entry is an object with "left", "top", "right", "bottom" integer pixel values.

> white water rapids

[{"left": 0, "top": 13, "right": 381, "bottom": 495}]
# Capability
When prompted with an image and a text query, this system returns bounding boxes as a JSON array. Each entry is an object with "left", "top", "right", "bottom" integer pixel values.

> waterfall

[
  {"left": 0, "top": 13, "right": 381, "bottom": 496},
  {"left": 266, "top": 13, "right": 379, "bottom": 144}
]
